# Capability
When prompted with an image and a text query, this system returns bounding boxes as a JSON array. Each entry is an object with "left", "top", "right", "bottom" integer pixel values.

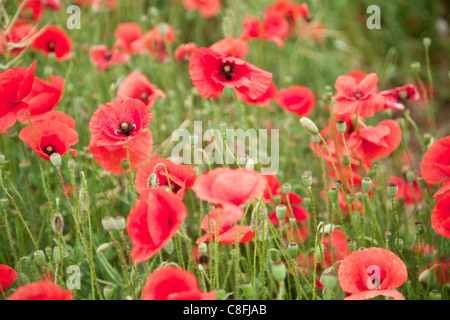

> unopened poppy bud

[
  {"left": 423, "top": 133, "right": 432, "bottom": 146},
  {"left": 336, "top": 120, "right": 346, "bottom": 134},
  {"left": 259, "top": 207, "right": 268, "bottom": 220},
  {"left": 300, "top": 117, "right": 319, "bottom": 135},
  {"left": 147, "top": 173, "right": 159, "bottom": 188},
  {"left": 97, "top": 242, "right": 112, "bottom": 252},
  {"left": 429, "top": 290, "right": 441, "bottom": 300},
  {"left": 347, "top": 238, "right": 357, "bottom": 252},
  {"left": 419, "top": 269, "right": 431, "bottom": 283},
  {"left": 415, "top": 221, "right": 423, "bottom": 234},
  {"left": 411, "top": 61, "right": 421, "bottom": 73},
  {"left": 120, "top": 159, "right": 130, "bottom": 170},
  {"left": 102, "top": 216, "right": 115, "bottom": 232},
  {"left": 311, "top": 135, "right": 320, "bottom": 144},
  {"left": 276, "top": 205, "right": 287, "bottom": 222},
  {"left": 52, "top": 214, "right": 64, "bottom": 234},
  {"left": 362, "top": 177, "right": 372, "bottom": 194},
  {"left": 50, "top": 153, "right": 62, "bottom": 168},
  {"left": 346, "top": 194, "right": 354, "bottom": 203},
  {"left": 273, "top": 194, "right": 282, "bottom": 205},
  {"left": 53, "top": 247, "right": 61, "bottom": 265},
  {"left": 406, "top": 170, "right": 415, "bottom": 183},
  {"left": 164, "top": 238, "right": 174, "bottom": 254},
  {"left": 198, "top": 242, "right": 207, "bottom": 255},
  {"left": 320, "top": 268, "right": 338, "bottom": 291},
  {"left": 384, "top": 230, "right": 392, "bottom": 240},
  {"left": 423, "top": 37, "right": 431, "bottom": 48},
  {"left": 114, "top": 216, "right": 126, "bottom": 232},
  {"left": 335, "top": 180, "right": 342, "bottom": 190},
  {"left": 281, "top": 183, "right": 292, "bottom": 195},
  {"left": 241, "top": 282, "right": 253, "bottom": 299},
  {"left": 288, "top": 243, "right": 299, "bottom": 259},
  {"left": 34, "top": 250, "right": 46, "bottom": 267},
  {"left": 215, "top": 288, "right": 226, "bottom": 300},
  {"left": 417, "top": 176, "right": 427, "bottom": 189},
  {"left": 104, "top": 285, "right": 114, "bottom": 300},
  {"left": 387, "top": 182, "right": 399, "bottom": 198},
  {"left": 302, "top": 171, "right": 312, "bottom": 187},
  {"left": 0, "top": 197, "right": 8, "bottom": 209},
  {"left": 315, "top": 243, "right": 325, "bottom": 262},
  {"left": 67, "top": 159, "right": 75, "bottom": 170},
  {"left": 271, "top": 261, "right": 286, "bottom": 282},
  {"left": 45, "top": 246, "right": 53, "bottom": 259},
  {"left": 0, "top": 153, "right": 5, "bottom": 166},
  {"left": 356, "top": 192, "right": 364, "bottom": 201}
]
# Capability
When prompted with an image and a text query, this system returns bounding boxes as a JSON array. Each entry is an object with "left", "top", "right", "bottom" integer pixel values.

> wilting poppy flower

[
  {"left": 117, "top": 71, "right": 165, "bottom": 109},
  {"left": 434, "top": 180, "right": 450, "bottom": 201},
  {"left": 0, "top": 24, "right": 36, "bottom": 55},
  {"left": 89, "top": 129, "right": 153, "bottom": 175},
  {"left": 89, "top": 45, "right": 130, "bottom": 72},
  {"left": 7, "top": 281, "right": 73, "bottom": 300},
  {"left": 142, "top": 266, "right": 215, "bottom": 300},
  {"left": 182, "top": 0, "right": 221, "bottom": 18},
  {"left": 210, "top": 36, "right": 249, "bottom": 59},
  {"left": 189, "top": 47, "right": 272, "bottom": 100},
  {"left": 135, "top": 157, "right": 196, "bottom": 198},
  {"left": 89, "top": 98, "right": 153, "bottom": 146},
  {"left": 0, "top": 265, "right": 18, "bottom": 293},
  {"left": 198, "top": 204, "right": 255, "bottom": 244},
  {"left": 380, "top": 84, "right": 420, "bottom": 111},
  {"left": 387, "top": 176, "right": 423, "bottom": 205},
  {"left": 338, "top": 247, "right": 407, "bottom": 300},
  {"left": 431, "top": 194, "right": 450, "bottom": 238},
  {"left": 332, "top": 73, "right": 384, "bottom": 117},
  {"left": 174, "top": 42, "right": 198, "bottom": 62},
  {"left": 31, "top": 26, "right": 72, "bottom": 61},
  {"left": 16, "top": 75, "right": 64, "bottom": 123},
  {"left": 240, "top": 14, "right": 286, "bottom": 48},
  {"left": 237, "top": 81, "right": 277, "bottom": 107},
  {"left": 127, "top": 188, "right": 187, "bottom": 262},
  {"left": 19, "top": 115, "right": 79, "bottom": 161},
  {"left": 144, "top": 24, "right": 175, "bottom": 62},
  {"left": 348, "top": 119, "right": 402, "bottom": 166},
  {"left": 114, "top": 23, "right": 145, "bottom": 54},
  {"left": 0, "top": 61, "right": 36, "bottom": 134},
  {"left": 192, "top": 167, "right": 266, "bottom": 207},
  {"left": 276, "top": 85, "right": 315, "bottom": 117},
  {"left": 421, "top": 136, "right": 450, "bottom": 185}
]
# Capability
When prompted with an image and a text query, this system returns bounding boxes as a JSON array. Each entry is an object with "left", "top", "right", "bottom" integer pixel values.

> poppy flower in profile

[
  {"left": 380, "top": 84, "right": 420, "bottom": 111},
  {"left": 332, "top": 73, "right": 385, "bottom": 117},
  {"left": 89, "top": 45, "right": 130, "bottom": 73},
  {"left": 348, "top": 119, "right": 402, "bottom": 166},
  {"left": 174, "top": 42, "right": 198, "bottom": 62},
  {"left": 127, "top": 188, "right": 187, "bottom": 262},
  {"left": 387, "top": 176, "right": 423, "bottom": 205},
  {"left": 240, "top": 14, "right": 286, "bottom": 48},
  {"left": 198, "top": 204, "right": 255, "bottom": 244},
  {"left": 338, "top": 247, "right": 408, "bottom": 300},
  {"left": 0, "top": 265, "right": 18, "bottom": 293},
  {"left": 144, "top": 24, "right": 175, "bottom": 62},
  {"left": 7, "top": 281, "right": 73, "bottom": 300},
  {"left": 16, "top": 75, "right": 64, "bottom": 123},
  {"left": 117, "top": 71, "right": 165, "bottom": 109},
  {"left": 236, "top": 81, "right": 277, "bottom": 108},
  {"left": 19, "top": 114, "right": 79, "bottom": 161},
  {"left": 135, "top": 157, "right": 196, "bottom": 199},
  {"left": 114, "top": 23, "right": 145, "bottom": 54},
  {"left": 431, "top": 194, "right": 450, "bottom": 238},
  {"left": 420, "top": 136, "right": 450, "bottom": 185},
  {"left": 182, "top": 0, "right": 221, "bottom": 18},
  {"left": 192, "top": 167, "right": 266, "bottom": 207},
  {"left": 210, "top": 37, "right": 249, "bottom": 59},
  {"left": 189, "top": 47, "right": 272, "bottom": 100},
  {"left": 276, "top": 85, "right": 315, "bottom": 117},
  {"left": 0, "top": 24, "right": 36, "bottom": 55},
  {"left": 89, "top": 129, "right": 153, "bottom": 175},
  {"left": 434, "top": 180, "right": 450, "bottom": 201},
  {"left": 142, "top": 266, "right": 215, "bottom": 300},
  {"left": 89, "top": 98, "right": 153, "bottom": 146},
  {"left": 0, "top": 61, "right": 36, "bottom": 134},
  {"left": 31, "top": 26, "right": 72, "bottom": 61}
]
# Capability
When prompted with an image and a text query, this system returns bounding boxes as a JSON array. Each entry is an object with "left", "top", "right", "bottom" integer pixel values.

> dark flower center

[
  {"left": 48, "top": 42, "right": 56, "bottom": 52},
  {"left": 220, "top": 62, "right": 235, "bottom": 81},
  {"left": 43, "top": 145, "right": 55, "bottom": 156},
  {"left": 354, "top": 92, "right": 362, "bottom": 100},
  {"left": 104, "top": 51, "right": 113, "bottom": 60},
  {"left": 140, "top": 91, "right": 150, "bottom": 101},
  {"left": 115, "top": 122, "right": 136, "bottom": 137}
]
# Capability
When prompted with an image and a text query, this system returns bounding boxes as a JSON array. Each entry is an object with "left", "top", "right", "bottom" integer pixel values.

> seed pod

[
  {"left": 271, "top": 261, "right": 286, "bottom": 282},
  {"left": 102, "top": 216, "right": 115, "bottom": 232}
]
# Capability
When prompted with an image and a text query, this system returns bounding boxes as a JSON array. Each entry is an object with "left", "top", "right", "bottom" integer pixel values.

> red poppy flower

[
  {"left": 0, "top": 24, "right": 36, "bottom": 55},
  {"left": 31, "top": 110, "right": 76, "bottom": 128},
  {"left": 346, "top": 70, "right": 368, "bottom": 84},
  {"left": 421, "top": 136, "right": 450, "bottom": 185},
  {"left": 209, "top": 36, "right": 249, "bottom": 59},
  {"left": 16, "top": 75, "right": 64, "bottom": 123},
  {"left": 174, "top": 42, "right": 198, "bottom": 62},
  {"left": 263, "top": 174, "right": 281, "bottom": 201},
  {"left": 320, "top": 230, "right": 351, "bottom": 268},
  {"left": 0, "top": 61, "right": 36, "bottom": 134},
  {"left": 189, "top": 47, "right": 272, "bottom": 100},
  {"left": 135, "top": 157, "right": 196, "bottom": 199},
  {"left": 144, "top": 24, "right": 175, "bottom": 62},
  {"left": 348, "top": 119, "right": 402, "bottom": 166},
  {"left": 387, "top": 176, "right": 423, "bottom": 205},
  {"left": 432, "top": 258, "right": 450, "bottom": 286},
  {"left": 0, "top": 265, "right": 18, "bottom": 293},
  {"left": 198, "top": 204, "right": 255, "bottom": 244},
  {"left": 332, "top": 73, "right": 385, "bottom": 117},
  {"left": 431, "top": 194, "right": 450, "bottom": 238},
  {"left": 263, "top": 9, "right": 290, "bottom": 38},
  {"left": 31, "top": 26, "right": 72, "bottom": 61},
  {"left": 19, "top": 114, "right": 79, "bottom": 161},
  {"left": 434, "top": 180, "right": 450, "bottom": 201},
  {"left": 380, "top": 84, "right": 420, "bottom": 111},
  {"left": 192, "top": 167, "right": 266, "bottom": 207},
  {"left": 265, "top": 0, "right": 310, "bottom": 25},
  {"left": 127, "top": 188, "right": 187, "bottom": 262},
  {"left": 114, "top": 23, "right": 145, "bottom": 54},
  {"left": 182, "top": 0, "right": 221, "bottom": 18},
  {"left": 237, "top": 81, "right": 277, "bottom": 108},
  {"left": 16, "top": 0, "right": 44, "bottom": 24},
  {"left": 89, "top": 129, "right": 153, "bottom": 175},
  {"left": 89, "top": 98, "right": 153, "bottom": 146},
  {"left": 117, "top": 71, "right": 165, "bottom": 109},
  {"left": 89, "top": 45, "right": 130, "bottom": 72},
  {"left": 276, "top": 85, "right": 315, "bottom": 117},
  {"left": 240, "top": 14, "right": 286, "bottom": 48},
  {"left": 338, "top": 247, "right": 407, "bottom": 300},
  {"left": 7, "top": 281, "right": 72, "bottom": 300},
  {"left": 142, "top": 266, "right": 215, "bottom": 300}
]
